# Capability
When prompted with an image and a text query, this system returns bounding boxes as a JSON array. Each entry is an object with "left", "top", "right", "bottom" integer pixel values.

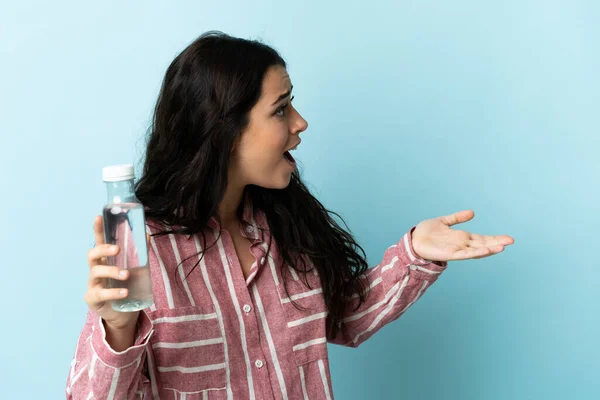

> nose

[{"left": 292, "top": 107, "right": 308, "bottom": 135}]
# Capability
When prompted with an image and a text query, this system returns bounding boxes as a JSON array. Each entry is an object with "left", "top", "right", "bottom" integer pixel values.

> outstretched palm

[{"left": 412, "top": 210, "right": 514, "bottom": 262}]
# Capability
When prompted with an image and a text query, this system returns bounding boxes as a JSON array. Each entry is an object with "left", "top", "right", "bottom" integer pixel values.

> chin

[
  {"left": 256, "top": 173, "right": 293, "bottom": 190},
  {"left": 273, "top": 176, "right": 292, "bottom": 189}
]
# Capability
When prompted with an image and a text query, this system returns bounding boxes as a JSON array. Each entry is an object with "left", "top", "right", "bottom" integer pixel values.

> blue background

[{"left": 1, "top": 1, "right": 598, "bottom": 398}]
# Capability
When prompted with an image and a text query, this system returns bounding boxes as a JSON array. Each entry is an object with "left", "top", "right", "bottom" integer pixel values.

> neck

[{"left": 218, "top": 178, "right": 245, "bottom": 226}]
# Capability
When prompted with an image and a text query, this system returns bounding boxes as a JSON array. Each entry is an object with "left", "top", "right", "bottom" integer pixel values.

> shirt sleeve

[
  {"left": 328, "top": 227, "right": 448, "bottom": 348},
  {"left": 65, "top": 309, "right": 154, "bottom": 399}
]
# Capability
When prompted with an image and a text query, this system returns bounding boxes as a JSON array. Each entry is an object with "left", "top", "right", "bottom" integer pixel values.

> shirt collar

[{"left": 187, "top": 191, "right": 266, "bottom": 240}]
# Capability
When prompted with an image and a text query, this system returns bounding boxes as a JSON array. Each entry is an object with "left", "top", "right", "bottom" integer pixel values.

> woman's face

[{"left": 230, "top": 65, "right": 308, "bottom": 189}]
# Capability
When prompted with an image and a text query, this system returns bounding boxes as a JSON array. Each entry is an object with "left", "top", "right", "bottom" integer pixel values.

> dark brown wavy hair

[{"left": 134, "top": 31, "right": 369, "bottom": 339}]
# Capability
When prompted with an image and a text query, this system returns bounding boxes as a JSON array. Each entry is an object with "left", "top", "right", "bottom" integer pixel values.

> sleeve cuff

[{"left": 91, "top": 310, "right": 154, "bottom": 368}]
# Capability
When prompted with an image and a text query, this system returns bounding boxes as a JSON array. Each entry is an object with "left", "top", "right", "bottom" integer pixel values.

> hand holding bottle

[{"left": 85, "top": 216, "right": 141, "bottom": 332}]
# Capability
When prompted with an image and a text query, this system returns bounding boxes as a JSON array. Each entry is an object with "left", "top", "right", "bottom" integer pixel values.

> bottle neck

[{"left": 105, "top": 179, "right": 136, "bottom": 204}]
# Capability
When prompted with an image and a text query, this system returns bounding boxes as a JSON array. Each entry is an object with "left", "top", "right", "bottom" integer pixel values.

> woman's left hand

[{"left": 411, "top": 210, "right": 514, "bottom": 262}]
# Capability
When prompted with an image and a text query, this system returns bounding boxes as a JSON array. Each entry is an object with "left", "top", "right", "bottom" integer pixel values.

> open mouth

[
  {"left": 283, "top": 150, "right": 296, "bottom": 165},
  {"left": 283, "top": 140, "right": 300, "bottom": 167}
]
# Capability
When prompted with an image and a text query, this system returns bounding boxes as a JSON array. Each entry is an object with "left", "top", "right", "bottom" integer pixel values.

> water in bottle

[{"left": 102, "top": 164, "right": 154, "bottom": 312}]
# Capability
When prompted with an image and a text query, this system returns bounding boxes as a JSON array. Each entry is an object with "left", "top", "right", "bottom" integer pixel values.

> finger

[
  {"left": 440, "top": 210, "right": 475, "bottom": 227},
  {"left": 496, "top": 235, "right": 514, "bottom": 245},
  {"left": 86, "top": 288, "right": 129, "bottom": 305},
  {"left": 94, "top": 215, "right": 105, "bottom": 246},
  {"left": 93, "top": 215, "right": 109, "bottom": 265},
  {"left": 89, "top": 265, "right": 129, "bottom": 285},
  {"left": 88, "top": 244, "right": 120, "bottom": 267},
  {"left": 453, "top": 245, "right": 504, "bottom": 260},
  {"left": 468, "top": 233, "right": 514, "bottom": 247},
  {"left": 452, "top": 246, "right": 490, "bottom": 260},
  {"left": 471, "top": 245, "right": 505, "bottom": 259}
]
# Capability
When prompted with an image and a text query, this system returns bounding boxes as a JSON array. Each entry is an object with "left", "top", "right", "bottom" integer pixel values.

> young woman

[{"left": 66, "top": 31, "right": 514, "bottom": 399}]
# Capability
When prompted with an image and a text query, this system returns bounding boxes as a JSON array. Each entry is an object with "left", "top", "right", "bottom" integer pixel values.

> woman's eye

[
  {"left": 275, "top": 106, "right": 287, "bottom": 117},
  {"left": 275, "top": 96, "right": 295, "bottom": 117}
]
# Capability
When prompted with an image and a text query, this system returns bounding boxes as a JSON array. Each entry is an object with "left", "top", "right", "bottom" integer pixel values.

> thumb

[{"left": 440, "top": 210, "right": 475, "bottom": 226}]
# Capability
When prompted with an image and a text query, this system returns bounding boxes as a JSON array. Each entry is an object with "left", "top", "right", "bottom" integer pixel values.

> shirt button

[
  {"left": 246, "top": 226, "right": 254, "bottom": 233},
  {"left": 409, "top": 265, "right": 418, "bottom": 271},
  {"left": 243, "top": 304, "right": 252, "bottom": 313},
  {"left": 255, "top": 359, "right": 264, "bottom": 368},
  {"left": 260, "top": 257, "right": 266, "bottom": 265}
]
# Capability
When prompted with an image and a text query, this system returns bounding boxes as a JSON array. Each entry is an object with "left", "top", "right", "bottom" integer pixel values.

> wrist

[
  {"left": 103, "top": 318, "right": 138, "bottom": 352},
  {"left": 410, "top": 227, "right": 424, "bottom": 260},
  {"left": 410, "top": 227, "right": 434, "bottom": 263},
  {"left": 104, "top": 313, "right": 139, "bottom": 331}
]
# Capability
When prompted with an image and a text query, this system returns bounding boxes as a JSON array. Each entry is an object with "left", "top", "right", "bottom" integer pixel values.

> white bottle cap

[{"left": 103, "top": 164, "right": 135, "bottom": 182}]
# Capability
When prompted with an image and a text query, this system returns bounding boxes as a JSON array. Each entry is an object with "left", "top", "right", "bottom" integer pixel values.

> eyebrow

[{"left": 271, "top": 85, "right": 293, "bottom": 106}]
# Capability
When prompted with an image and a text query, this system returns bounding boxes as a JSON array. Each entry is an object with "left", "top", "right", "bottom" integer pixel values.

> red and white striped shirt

[{"left": 66, "top": 198, "right": 447, "bottom": 399}]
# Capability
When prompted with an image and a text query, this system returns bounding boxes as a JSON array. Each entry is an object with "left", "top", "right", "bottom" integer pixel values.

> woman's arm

[
  {"left": 328, "top": 227, "right": 447, "bottom": 347},
  {"left": 65, "top": 309, "right": 154, "bottom": 399}
]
